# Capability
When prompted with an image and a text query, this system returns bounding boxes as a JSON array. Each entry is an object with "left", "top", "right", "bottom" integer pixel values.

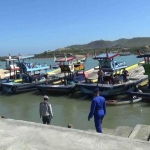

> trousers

[
  {"left": 94, "top": 115, "right": 104, "bottom": 133},
  {"left": 42, "top": 116, "right": 51, "bottom": 124},
  {"left": 98, "top": 77, "right": 103, "bottom": 84}
]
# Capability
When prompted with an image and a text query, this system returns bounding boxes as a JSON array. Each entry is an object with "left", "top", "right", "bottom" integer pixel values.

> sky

[{"left": 0, "top": 0, "right": 150, "bottom": 56}]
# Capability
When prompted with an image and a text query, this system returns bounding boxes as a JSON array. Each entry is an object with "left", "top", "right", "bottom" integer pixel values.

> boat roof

[
  {"left": 93, "top": 53, "right": 119, "bottom": 59},
  {"left": 75, "top": 54, "right": 88, "bottom": 60},
  {"left": 18, "top": 55, "right": 34, "bottom": 59},
  {"left": 5, "top": 59, "right": 17, "bottom": 61},
  {"left": 55, "top": 56, "right": 76, "bottom": 62},
  {"left": 137, "top": 54, "right": 150, "bottom": 58}
]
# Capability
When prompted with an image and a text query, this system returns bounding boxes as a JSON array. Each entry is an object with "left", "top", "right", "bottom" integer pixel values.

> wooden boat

[
  {"left": 1, "top": 54, "right": 60, "bottom": 94},
  {"left": 106, "top": 97, "right": 142, "bottom": 105},
  {"left": 1, "top": 53, "right": 89, "bottom": 94},
  {"left": 75, "top": 50, "right": 148, "bottom": 97},
  {"left": 37, "top": 54, "right": 87, "bottom": 94}
]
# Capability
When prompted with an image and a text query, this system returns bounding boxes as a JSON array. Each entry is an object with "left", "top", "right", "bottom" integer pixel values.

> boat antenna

[
  {"left": 64, "top": 53, "right": 67, "bottom": 61},
  {"left": 106, "top": 49, "right": 109, "bottom": 58},
  {"left": 54, "top": 54, "right": 56, "bottom": 62}
]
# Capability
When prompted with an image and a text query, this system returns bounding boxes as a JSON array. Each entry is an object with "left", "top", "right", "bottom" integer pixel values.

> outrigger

[{"left": 75, "top": 50, "right": 148, "bottom": 97}]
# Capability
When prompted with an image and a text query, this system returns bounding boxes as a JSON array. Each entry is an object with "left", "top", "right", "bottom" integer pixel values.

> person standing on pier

[
  {"left": 88, "top": 88, "right": 106, "bottom": 133},
  {"left": 39, "top": 95, "right": 53, "bottom": 125},
  {"left": 97, "top": 68, "right": 104, "bottom": 85}
]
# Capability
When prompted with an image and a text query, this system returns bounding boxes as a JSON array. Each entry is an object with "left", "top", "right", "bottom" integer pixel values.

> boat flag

[
  {"left": 54, "top": 54, "right": 56, "bottom": 62},
  {"left": 94, "top": 49, "right": 96, "bottom": 58},
  {"left": 18, "top": 53, "right": 22, "bottom": 59},
  {"left": 8, "top": 54, "right": 11, "bottom": 60},
  {"left": 106, "top": 49, "right": 109, "bottom": 58}
]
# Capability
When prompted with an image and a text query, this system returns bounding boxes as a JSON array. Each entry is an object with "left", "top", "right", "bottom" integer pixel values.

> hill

[{"left": 66, "top": 37, "right": 150, "bottom": 49}]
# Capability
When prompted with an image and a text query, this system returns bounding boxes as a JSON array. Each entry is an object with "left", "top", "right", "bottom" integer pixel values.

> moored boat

[
  {"left": 37, "top": 54, "right": 87, "bottom": 94},
  {"left": 1, "top": 54, "right": 60, "bottom": 94},
  {"left": 75, "top": 51, "right": 148, "bottom": 97},
  {"left": 106, "top": 97, "right": 142, "bottom": 105}
]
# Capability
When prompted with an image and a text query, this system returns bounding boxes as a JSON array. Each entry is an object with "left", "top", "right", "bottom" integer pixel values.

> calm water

[{"left": 0, "top": 55, "right": 150, "bottom": 130}]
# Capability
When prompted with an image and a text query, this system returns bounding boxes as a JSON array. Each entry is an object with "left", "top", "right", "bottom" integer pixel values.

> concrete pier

[{"left": 0, "top": 119, "right": 150, "bottom": 150}]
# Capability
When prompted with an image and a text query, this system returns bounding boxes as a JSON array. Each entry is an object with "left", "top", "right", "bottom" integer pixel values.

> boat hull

[
  {"left": 2, "top": 82, "right": 46, "bottom": 94},
  {"left": 75, "top": 77, "right": 148, "bottom": 97},
  {"left": 1, "top": 76, "right": 61, "bottom": 94},
  {"left": 37, "top": 84, "right": 75, "bottom": 94},
  {"left": 106, "top": 97, "right": 142, "bottom": 105}
]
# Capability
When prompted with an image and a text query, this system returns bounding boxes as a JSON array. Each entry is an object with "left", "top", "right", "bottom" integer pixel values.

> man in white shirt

[{"left": 39, "top": 95, "right": 53, "bottom": 125}]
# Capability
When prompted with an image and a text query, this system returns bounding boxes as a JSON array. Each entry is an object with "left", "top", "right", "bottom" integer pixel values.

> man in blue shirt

[{"left": 88, "top": 88, "right": 106, "bottom": 133}]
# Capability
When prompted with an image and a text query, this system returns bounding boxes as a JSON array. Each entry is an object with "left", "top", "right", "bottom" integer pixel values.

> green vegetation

[
  {"left": 1, "top": 37, "right": 150, "bottom": 60},
  {"left": 35, "top": 37, "right": 150, "bottom": 58},
  {"left": 34, "top": 46, "right": 149, "bottom": 58}
]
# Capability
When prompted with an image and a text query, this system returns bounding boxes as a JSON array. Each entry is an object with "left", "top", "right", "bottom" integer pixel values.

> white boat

[{"left": 106, "top": 97, "right": 142, "bottom": 105}]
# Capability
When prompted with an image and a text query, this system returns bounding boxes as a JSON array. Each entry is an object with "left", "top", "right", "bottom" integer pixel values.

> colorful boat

[
  {"left": 106, "top": 97, "right": 142, "bottom": 105},
  {"left": 75, "top": 51, "right": 148, "bottom": 97},
  {"left": 1, "top": 54, "right": 60, "bottom": 94},
  {"left": 37, "top": 54, "right": 87, "bottom": 94}
]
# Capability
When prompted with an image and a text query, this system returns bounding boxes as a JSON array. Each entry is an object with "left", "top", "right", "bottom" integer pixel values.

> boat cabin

[
  {"left": 54, "top": 53, "right": 86, "bottom": 84},
  {"left": 93, "top": 53, "right": 127, "bottom": 72},
  {"left": 4, "top": 58, "right": 20, "bottom": 79},
  {"left": 93, "top": 52, "right": 128, "bottom": 84},
  {"left": 5, "top": 59, "right": 20, "bottom": 71},
  {"left": 54, "top": 54, "right": 76, "bottom": 73},
  {"left": 15, "top": 55, "right": 49, "bottom": 74}
]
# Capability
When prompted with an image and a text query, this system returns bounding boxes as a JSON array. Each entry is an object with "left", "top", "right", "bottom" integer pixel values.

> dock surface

[{"left": 0, "top": 119, "right": 149, "bottom": 150}]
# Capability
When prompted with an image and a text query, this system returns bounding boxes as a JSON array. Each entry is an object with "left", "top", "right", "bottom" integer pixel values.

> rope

[{"left": 2, "top": 86, "right": 13, "bottom": 97}]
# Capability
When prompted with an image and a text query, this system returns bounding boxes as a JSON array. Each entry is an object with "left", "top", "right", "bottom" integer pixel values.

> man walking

[
  {"left": 39, "top": 95, "right": 53, "bottom": 125},
  {"left": 88, "top": 88, "right": 106, "bottom": 133}
]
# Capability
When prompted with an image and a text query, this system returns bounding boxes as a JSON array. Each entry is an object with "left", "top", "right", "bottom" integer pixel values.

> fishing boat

[
  {"left": 1, "top": 54, "right": 60, "bottom": 94},
  {"left": 75, "top": 51, "right": 148, "bottom": 97},
  {"left": 37, "top": 54, "right": 87, "bottom": 94},
  {"left": 106, "top": 97, "right": 142, "bottom": 105},
  {"left": 126, "top": 51, "right": 150, "bottom": 101}
]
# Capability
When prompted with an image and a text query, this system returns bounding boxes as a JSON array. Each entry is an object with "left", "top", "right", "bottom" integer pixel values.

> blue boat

[
  {"left": 16, "top": 54, "right": 60, "bottom": 74},
  {"left": 75, "top": 51, "right": 148, "bottom": 97},
  {"left": 1, "top": 54, "right": 60, "bottom": 94}
]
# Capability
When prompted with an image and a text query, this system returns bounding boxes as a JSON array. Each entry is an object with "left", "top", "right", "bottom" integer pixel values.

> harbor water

[{"left": 0, "top": 55, "right": 150, "bottom": 130}]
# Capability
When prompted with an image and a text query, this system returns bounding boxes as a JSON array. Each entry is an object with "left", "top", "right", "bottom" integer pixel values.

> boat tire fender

[{"left": 11, "top": 86, "right": 18, "bottom": 94}]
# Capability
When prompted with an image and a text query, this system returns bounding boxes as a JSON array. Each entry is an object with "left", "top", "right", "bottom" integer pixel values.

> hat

[
  {"left": 44, "top": 95, "right": 49, "bottom": 100},
  {"left": 93, "top": 88, "right": 99, "bottom": 93}
]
